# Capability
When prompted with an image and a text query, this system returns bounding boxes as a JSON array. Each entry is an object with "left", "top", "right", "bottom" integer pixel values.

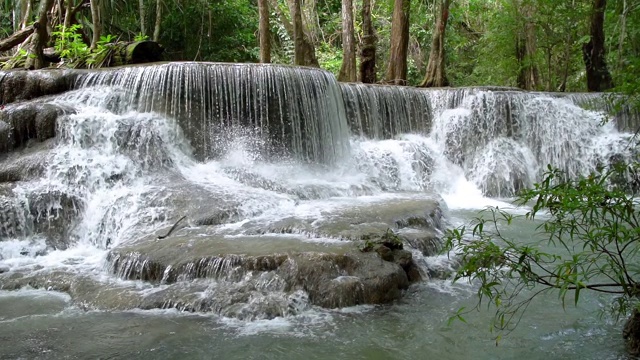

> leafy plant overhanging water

[{"left": 446, "top": 163, "right": 640, "bottom": 353}]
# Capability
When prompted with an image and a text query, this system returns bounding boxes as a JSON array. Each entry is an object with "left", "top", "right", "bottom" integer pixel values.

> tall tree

[
  {"left": 338, "top": 0, "right": 356, "bottom": 81},
  {"left": 25, "top": 0, "right": 54, "bottom": 69},
  {"left": 385, "top": 0, "right": 410, "bottom": 85},
  {"left": 420, "top": 0, "right": 451, "bottom": 87},
  {"left": 290, "top": 0, "right": 319, "bottom": 66},
  {"left": 583, "top": 0, "right": 613, "bottom": 91},
  {"left": 153, "top": 0, "right": 162, "bottom": 42},
  {"left": 90, "top": 0, "right": 101, "bottom": 50},
  {"left": 258, "top": 0, "right": 271, "bottom": 63},
  {"left": 515, "top": 0, "right": 540, "bottom": 90},
  {"left": 19, "top": 0, "right": 33, "bottom": 29},
  {"left": 359, "top": 0, "right": 376, "bottom": 83},
  {"left": 139, "top": 0, "right": 146, "bottom": 36}
]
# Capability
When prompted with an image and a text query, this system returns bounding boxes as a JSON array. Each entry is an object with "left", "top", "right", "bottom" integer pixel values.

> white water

[
  {"left": 0, "top": 86, "right": 633, "bottom": 268},
  {"left": 0, "top": 66, "right": 637, "bottom": 358}
]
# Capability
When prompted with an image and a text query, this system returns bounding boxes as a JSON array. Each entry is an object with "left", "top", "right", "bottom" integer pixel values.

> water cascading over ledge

[
  {"left": 341, "top": 83, "right": 639, "bottom": 197},
  {"left": 73, "top": 62, "right": 351, "bottom": 164}
]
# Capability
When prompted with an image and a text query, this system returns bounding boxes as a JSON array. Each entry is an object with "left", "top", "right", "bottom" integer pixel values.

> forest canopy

[{"left": 0, "top": 0, "right": 638, "bottom": 91}]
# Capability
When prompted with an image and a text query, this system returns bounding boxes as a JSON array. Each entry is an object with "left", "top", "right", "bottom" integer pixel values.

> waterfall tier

[{"left": 74, "top": 62, "right": 351, "bottom": 164}]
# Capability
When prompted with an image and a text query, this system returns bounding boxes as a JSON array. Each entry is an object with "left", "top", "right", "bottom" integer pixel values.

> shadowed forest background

[{"left": 0, "top": 0, "right": 638, "bottom": 92}]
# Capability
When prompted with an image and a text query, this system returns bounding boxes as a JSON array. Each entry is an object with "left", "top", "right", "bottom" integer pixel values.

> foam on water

[{"left": 0, "top": 65, "right": 637, "bottom": 335}]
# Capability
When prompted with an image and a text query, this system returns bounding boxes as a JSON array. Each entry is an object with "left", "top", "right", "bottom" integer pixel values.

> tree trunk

[
  {"left": 19, "top": 0, "right": 33, "bottom": 29},
  {"left": 258, "top": 0, "right": 271, "bottom": 63},
  {"left": 139, "top": 0, "right": 146, "bottom": 36},
  {"left": 359, "top": 0, "right": 376, "bottom": 83},
  {"left": 624, "top": 309, "right": 640, "bottom": 356},
  {"left": 583, "top": 0, "right": 613, "bottom": 91},
  {"left": 25, "top": 0, "right": 55, "bottom": 69},
  {"left": 515, "top": 0, "right": 539, "bottom": 90},
  {"left": 90, "top": 0, "right": 101, "bottom": 50},
  {"left": 420, "top": 0, "right": 450, "bottom": 87},
  {"left": 385, "top": 0, "right": 410, "bottom": 85},
  {"left": 338, "top": 0, "right": 356, "bottom": 82},
  {"left": 63, "top": 0, "right": 73, "bottom": 29},
  {"left": 153, "top": 0, "right": 162, "bottom": 42},
  {"left": 616, "top": 0, "right": 628, "bottom": 71},
  {"left": 290, "top": 0, "right": 319, "bottom": 67},
  {"left": 0, "top": 25, "right": 34, "bottom": 52}
]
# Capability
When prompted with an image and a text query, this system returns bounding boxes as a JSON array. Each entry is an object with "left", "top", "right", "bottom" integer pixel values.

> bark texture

[
  {"left": 359, "top": 0, "right": 376, "bottom": 83},
  {"left": 420, "top": 0, "right": 450, "bottom": 87},
  {"left": 25, "top": 0, "right": 55, "bottom": 69},
  {"left": 384, "top": 0, "right": 410, "bottom": 85},
  {"left": 90, "top": 0, "right": 101, "bottom": 50},
  {"left": 153, "top": 0, "right": 162, "bottom": 42},
  {"left": 138, "top": 0, "right": 146, "bottom": 36},
  {"left": 583, "top": 0, "right": 614, "bottom": 91},
  {"left": 338, "top": 0, "right": 356, "bottom": 82},
  {"left": 624, "top": 309, "right": 640, "bottom": 356},
  {"left": 258, "top": 0, "right": 271, "bottom": 63},
  {"left": 0, "top": 26, "right": 34, "bottom": 52},
  {"left": 291, "top": 0, "right": 319, "bottom": 67},
  {"left": 515, "top": 0, "right": 539, "bottom": 90}
]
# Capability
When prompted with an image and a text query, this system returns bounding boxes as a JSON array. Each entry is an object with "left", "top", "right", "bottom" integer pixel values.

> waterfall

[
  {"left": 343, "top": 85, "right": 637, "bottom": 197},
  {"left": 74, "top": 62, "right": 351, "bottom": 164},
  {"left": 0, "top": 63, "right": 638, "bottom": 318}
]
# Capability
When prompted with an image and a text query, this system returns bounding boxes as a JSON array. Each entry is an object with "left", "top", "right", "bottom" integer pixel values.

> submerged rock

[
  {"left": 107, "top": 231, "right": 410, "bottom": 309},
  {"left": 0, "top": 188, "right": 82, "bottom": 250}
]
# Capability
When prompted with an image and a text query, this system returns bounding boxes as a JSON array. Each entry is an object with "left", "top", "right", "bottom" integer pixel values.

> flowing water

[{"left": 0, "top": 63, "right": 638, "bottom": 359}]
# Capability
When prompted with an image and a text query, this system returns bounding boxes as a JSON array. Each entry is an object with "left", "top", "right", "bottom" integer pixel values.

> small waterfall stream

[{"left": 0, "top": 62, "right": 638, "bottom": 358}]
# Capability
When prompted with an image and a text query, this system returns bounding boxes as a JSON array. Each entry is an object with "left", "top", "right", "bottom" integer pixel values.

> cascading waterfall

[
  {"left": 0, "top": 63, "right": 638, "bottom": 320},
  {"left": 343, "top": 85, "right": 638, "bottom": 197},
  {"left": 75, "top": 62, "right": 351, "bottom": 164}
]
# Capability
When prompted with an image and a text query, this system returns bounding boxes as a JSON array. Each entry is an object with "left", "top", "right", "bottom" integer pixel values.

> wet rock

[
  {"left": 0, "top": 139, "right": 54, "bottom": 182},
  {"left": 0, "top": 266, "right": 9, "bottom": 274},
  {"left": 0, "top": 101, "right": 74, "bottom": 155},
  {"left": 392, "top": 249, "right": 413, "bottom": 270},
  {"left": 0, "top": 194, "right": 27, "bottom": 238},
  {"left": 281, "top": 252, "right": 408, "bottom": 308},
  {"left": 241, "top": 196, "right": 445, "bottom": 241},
  {"left": 27, "top": 190, "right": 83, "bottom": 250},
  {"left": 0, "top": 70, "right": 78, "bottom": 105},
  {"left": 398, "top": 228, "right": 442, "bottom": 256},
  {"left": 107, "top": 231, "right": 408, "bottom": 309},
  {"left": 0, "top": 189, "right": 82, "bottom": 249}
]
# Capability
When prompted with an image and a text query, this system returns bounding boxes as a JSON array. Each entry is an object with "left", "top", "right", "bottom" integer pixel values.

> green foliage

[
  {"left": 317, "top": 42, "right": 343, "bottom": 76},
  {"left": 52, "top": 24, "right": 90, "bottom": 63},
  {"left": 51, "top": 25, "right": 116, "bottom": 69},
  {"left": 359, "top": 228, "right": 404, "bottom": 252},
  {"left": 445, "top": 165, "right": 640, "bottom": 337},
  {"left": 134, "top": 33, "right": 149, "bottom": 42},
  {"left": 159, "top": 0, "right": 258, "bottom": 62}
]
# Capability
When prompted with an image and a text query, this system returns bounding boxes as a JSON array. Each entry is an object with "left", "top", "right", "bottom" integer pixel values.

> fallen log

[
  {"left": 0, "top": 26, "right": 34, "bottom": 52},
  {"left": 111, "top": 41, "right": 164, "bottom": 66}
]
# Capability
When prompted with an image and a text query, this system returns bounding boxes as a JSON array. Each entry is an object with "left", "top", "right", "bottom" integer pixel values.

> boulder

[
  {"left": 0, "top": 101, "right": 74, "bottom": 154},
  {"left": 0, "top": 139, "right": 54, "bottom": 182},
  {"left": 0, "top": 70, "right": 77, "bottom": 105},
  {"left": 107, "top": 230, "right": 409, "bottom": 309}
]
